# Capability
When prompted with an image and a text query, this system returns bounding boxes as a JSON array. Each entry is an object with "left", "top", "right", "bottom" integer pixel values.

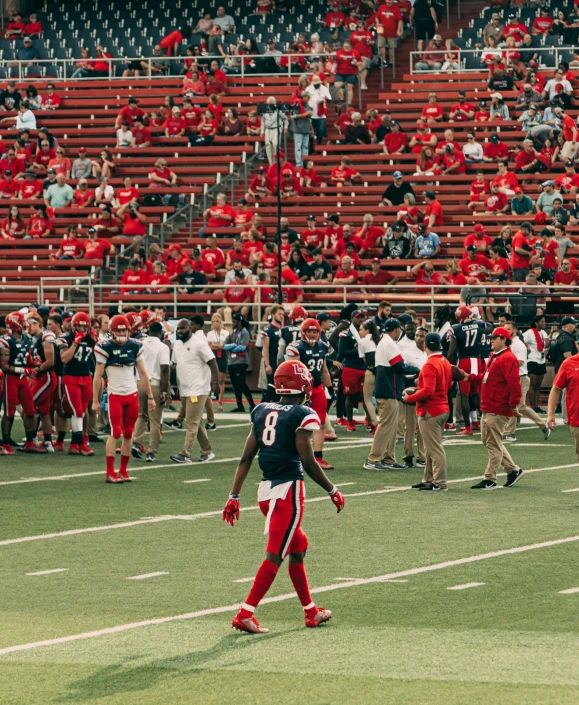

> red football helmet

[
  {"left": 301, "top": 318, "right": 321, "bottom": 346},
  {"left": 139, "top": 309, "right": 156, "bottom": 331},
  {"left": 290, "top": 305, "right": 307, "bottom": 324},
  {"left": 5, "top": 311, "right": 28, "bottom": 334},
  {"left": 125, "top": 311, "right": 142, "bottom": 334},
  {"left": 71, "top": 311, "right": 91, "bottom": 334},
  {"left": 274, "top": 359, "right": 313, "bottom": 397},
  {"left": 455, "top": 306, "right": 472, "bottom": 322},
  {"left": 110, "top": 315, "right": 130, "bottom": 345}
]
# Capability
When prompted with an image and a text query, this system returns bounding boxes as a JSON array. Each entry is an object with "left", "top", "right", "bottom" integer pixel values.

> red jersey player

[
  {"left": 223, "top": 360, "right": 345, "bottom": 634},
  {"left": 93, "top": 315, "right": 155, "bottom": 483}
]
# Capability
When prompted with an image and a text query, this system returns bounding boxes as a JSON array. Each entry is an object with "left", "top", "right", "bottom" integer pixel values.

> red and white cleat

[
  {"left": 456, "top": 427, "right": 473, "bottom": 436},
  {"left": 317, "top": 458, "right": 334, "bottom": 471},
  {"left": 119, "top": 471, "right": 133, "bottom": 483},
  {"left": 232, "top": 613, "right": 269, "bottom": 634},
  {"left": 105, "top": 472, "right": 123, "bottom": 484},
  {"left": 68, "top": 443, "right": 80, "bottom": 455},
  {"left": 444, "top": 423, "right": 456, "bottom": 431},
  {"left": 23, "top": 441, "right": 47, "bottom": 453},
  {"left": 79, "top": 444, "right": 94, "bottom": 456},
  {"left": 53, "top": 441, "right": 65, "bottom": 452},
  {"left": 305, "top": 607, "right": 332, "bottom": 628},
  {"left": 324, "top": 432, "right": 338, "bottom": 442},
  {"left": 471, "top": 421, "right": 480, "bottom": 431},
  {"left": 1, "top": 443, "right": 14, "bottom": 455},
  {"left": 336, "top": 418, "right": 349, "bottom": 427},
  {"left": 346, "top": 423, "right": 356, "bottom": 432}
]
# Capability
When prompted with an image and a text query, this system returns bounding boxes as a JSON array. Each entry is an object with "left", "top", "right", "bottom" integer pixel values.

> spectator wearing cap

[
  {"left": 464, "top": 223, "right": 493, "bottom": 253},
  {"left": 404, "top": 333, "right": 453, "bottom": 491},
  {"left": 178, "top": 259, "right": 208, "bottom": 294},
  {"left": 71, "top": 147, "right": 92, "bottom": 180},
  {"left": 474, "top": 98, "right": 490, "bottom": 122},
  {"left": 536, "top": 180, "right": 562, "bottom": 216},
  {"left": 0, "top": 169, "right": 19, "bottom": 199},
  {"left": 449, "top": 90, "right": 475, "bottom": 122},
  {"left": 163, "top": 106, "right": 187, "bottom": 138},
  {"left": 301, "top": 215, "right": 324, "bottom": 248},
  {"left": 511, "top": 188, "right": 535, "bottom": 217},
  {"left": 15, "top": 36, "right": 39, "bottom": 71},
  {"left": 304, "top": 76, "right": 332, "bottom": 145},
  {"left": 510, "top": 222, "right": 535, "bottom": 282},
  {"left": 92, "top": 206, "right": 121, "bottom": 236},
  {"left": 148, "top": 158, "right": 185, "bottom": 210},
  {"left": 42, "top": 168, "right": 58, "bottom": 193},
  {"left": 489, "top": 91, "right": 510, "bottom": 121},
  {"left": 131, "top": 116, "right": 152, "bottom": 148},
  {"left": 543, "top": 69, "right": 573, "bottom": 105},
  {"left": 279, "top": 169, "right": 303, "bottom": 199},
  {"left": 483, "top": 13, "right": 503, "bottom": 46},
  {"left": 555, "top": 161, "right": 579, "bottom": 194},
  {"left": 166, "top": 244, "right": 190, "bottom": 281},
  {"left": 382, "top": 220, "right": 412, "bottom": 259},
  {"left": 73, "top": 178, "right": 94, "bottom": 208},
  {"left": 408, "top": 120, "right": 437, "bottom": 154},
  {"left": 415, "top": 35, "right": 445, "bottom": 71},
  {"left": 382, "top": 121, "right": 407, "bottom": 156},
  {"left": 483, "top": 134, "right": 509, "bottom": 165},
  {"left": 516, "top": 84, "right": 544, "bottom": 110},
  {"left": 414, "top": 223, "right": 441, "bottom": 258},
  {"left": 6, "top": 12, "right": 25, "bottom": 40},
  {"left": 380, "top": 171, "right": 414, "bottom": 207}
]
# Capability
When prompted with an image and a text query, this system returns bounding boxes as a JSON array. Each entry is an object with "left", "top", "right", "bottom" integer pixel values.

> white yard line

[
  {"left": 559, "top": 587, "right": 579, "bottom": 594},
  {"left": 126, "top": 572, "right": 169, "bottom": 581},
  {"left": 562, "top": 488, "right": 579, "bottom": 493},
  {"left": 26, "top": 569, "right": 68, "bottom": 576},
  {"left": 232, "top": 577, "right": 255, "bottom": 583},
  {"left": 183, "top": 479, "right": 211, "bottom": 484},
  {"left": 447, "top": 582, "right": 486, "bottom": 591},
  {"left": 334, "top": 482, "right": 356, "bottom": 487},
  {"left": 2, "top": 532, "right": 578, "bottom": 655},
  {"left": 1, "top": 463, "right": 577, "bottom": 548}
]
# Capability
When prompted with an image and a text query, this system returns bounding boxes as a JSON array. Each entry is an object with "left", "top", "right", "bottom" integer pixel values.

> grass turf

[{"left": 1, "top": 412, "right": 579, "bottom": 704}]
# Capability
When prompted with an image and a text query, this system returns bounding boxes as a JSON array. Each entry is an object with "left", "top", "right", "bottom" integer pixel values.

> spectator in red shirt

[
  {"left": 205, "top": 72, "right": 227, "bottom": 97},
  {"left": 361, "top": 258, "right": 397, "bottom": 293},
  {"left": 25, "top": 204, "right": 52, "bottom": 238},
  {"left": 189, "top": 109, "right": 219, "bottom": 146},
  {"left": 92, "top": 45, "right": 112, "bottom": 77},
  {"left": 301, "top": 215, "right": 324, "bottom": 247},
  {"left": 84, "top": 226, "right": 115, "bottom": 261},
  {"left": 146, "top": 261, "right": 171, "bottom": 294},
  {"left": 483, "top": 133, "right": 509, "bottom": 162},
  {"left": 183, "top": 69, "right": 207, "bottom": 95},
  {"left": 412, "top": 260, "right": 444, "bottom": 293},
  {"left": 502, "top": 15, "right": 528, "bottom": 43},
  {"left": 376, "top": 0, "right": 403, "bottom": 64},
  {"left": 52, "top": 225, "right": 85, "bottom": 260},
  {"left": 6, "top": 12, "right": 25, "bottom": 39},
  {"left": 223, "top": 271, "right": 254, "bottom": 315},
  {"left": 356, "top": 213, "right": 385, "bottom": 249},
  {"left": 130, "top": 116, "right": 151, "bottom": 149},
  {"left": 115, "top": 97, "right": 146, "bottom": 128},
  {"left": 160, "top": 25, "right": 191, "bottom": 55},
  {"left": 1, "top": 147, "right": 24, "bottom": 178},
  {"left": 464, "top": 223, "right": 493, "bottom": 253},
  {"left": 167, "top": 244, "right": 191, "bottom": 281},
  {"left": 424, "top": 190, "right": 444, "bottom": 229},
  {"left": 484, "top": 183, "right": 509, "bottom": 214},
  {"left": 350, "top": 19, "right": 374, "bottom": 89},
  {"left": 421, "top": 92, "right": 445, "bottom": 123},
  {"left": 226, "top": 239, "right": 251, "bottom": 269},
  {"left": 334, "top": 40, "right": 362, "bottom": 106},
  {"left": 555, "top": 161, "right": 579, "bottom": 193},
  {"left": 92, "top": 206, "right": 121, "bottom": 237},
  {"left": 48, "top": 146, "right": 71, "bottom": 178},
  {"left": 163, "top": 106, "right": 187, "bottom": 137},
  {"left": 280, "top": 170, "right": 303, "bottom": 199},
  {"left": 298, "top": 159, "right": 327, "bottom": 190},
  {"left": 383, "top": 120, "right": 407, "bottom": 154},
  {"left": 409, "top": 120, "right": 438, "bottom": 154},
  {"left": 0, "top": 204, "right": 24, "bottom": 239},
  {"left": 41, "top": 83, "right": 61, "bottom": 111},
  {"left": 148, "top": 158, "right": 185, "bottom": 209},
  {"left": 324, "top": 8, "right": 345, "bottom": 28},
  {"left": 330, "top": 156, "right": 361, "bottom": 187},
  {"left": 117, "top": 200, "right": 148, "bottom": 239},
  {"left": 532, "top": 8, "right": 553, "bottom": 35},
  {"left": 73, "top": 178, "right": 95, "bottom": 208},
  {"left": 120, "top": 258, "right": 148, "bottom": 293},
  {"left": 203, "top": 192, "right": 235, "bottom": 230},
  {"left": 510, "top": 223, "right": 535, "bottom": 282},
  {"left": 0, "top": 169, "right": 20, "bottom": 199},
  {"left": 441, "top": 143, "right": 466, "bottom": 174},
  {"left": 491, "top": 159, "right": 519, "bottom": 196},
  {"left": 415, "top": 35, "right": 445, "bottom": 67},
  {"left": 467, "top": 171, "right": 489, "bottom": 209},
  {"left": 515, "top": 138, "right": 545, "bottom": 174},
  {"left": 203, "top": 235, "right": 226, "bottom": 268},
  {"left": 246, "top": 167, "right": 272, "bottom": 201},
  {"left": 474, "top": 98, "right": 491, "bottom": 122},
  {"left": 449, "top": 89, "right": 475, "bottom": 122},
  {"left": 460, "top": 245, "right": 493, "bottom": 279},
  {"left": 554, "top": 258, "right": 579, "bottom": 289},
  {"left": 24, "top": 14, "right": 43, "bottom": 38},
  {"left": 334, "top": 256, "right": 359, "bottom": 285}
]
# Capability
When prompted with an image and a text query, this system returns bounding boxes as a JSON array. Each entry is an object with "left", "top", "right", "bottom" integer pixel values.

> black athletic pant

[{"left": 228, "top": 364, "right": 255, "bottom": 409}]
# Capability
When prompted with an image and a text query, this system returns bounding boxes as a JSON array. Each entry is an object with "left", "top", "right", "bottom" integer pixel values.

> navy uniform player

[
  {"left": 260, "top": 303, "right": 285, "bottom": 402},
  {"left": 277, "top": 305, "right": 307, "bottom": 364},
  {"left": 287, "top": 318, "right": 334, "bottom": 470},
  {"left": 223, "top": 359, "right": 345, "bottom": 634},
  {"left": 448, "top": 305, "right": 491, "bottom": 436},
  {"left": 92, "top": 315, "right": 155, "bottom": 483}
]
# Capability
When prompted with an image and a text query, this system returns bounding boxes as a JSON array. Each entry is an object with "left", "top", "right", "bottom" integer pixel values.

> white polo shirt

[
  {"left": 172, "top": 335, "right": 215, "bottom": 397},
  {"left": 140, "top": 335, "right": 171, "bottom": 383},
  {"left": 510, "top": 335, "right": 528, "bottom": 376},
  {"left": 397, "top": 335, "right": 427, "bottom": 369}
]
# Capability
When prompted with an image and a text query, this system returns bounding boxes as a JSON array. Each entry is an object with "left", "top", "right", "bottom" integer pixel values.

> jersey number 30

[{"left": 262, "top": 411, "right": 279, "bottom": 446}]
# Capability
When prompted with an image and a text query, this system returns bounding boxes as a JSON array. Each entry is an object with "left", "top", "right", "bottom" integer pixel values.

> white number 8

[{"left": 262, "top": 411, "right": 279, "bottom": 446}]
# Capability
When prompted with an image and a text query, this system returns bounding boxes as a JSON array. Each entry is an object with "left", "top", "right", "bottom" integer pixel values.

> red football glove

[
  {"left": 222, "top": 497, "right": 240, "bottom": 526},
  {"left": 329, "top": 487, "right": 345, "bottom": 513},
  {"left": 90, "top": 330, "right": 99, "bottom": 343},
  {"left": 74, "top": 333, "right": 85, "bottom": 345},
  {"left": 24, "top": 367, "right": 38, "bottom": 378}
]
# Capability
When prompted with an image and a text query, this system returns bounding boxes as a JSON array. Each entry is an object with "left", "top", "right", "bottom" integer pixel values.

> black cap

[
  {"left": 566, "top": 161, "right": 575, "bottom": 168},
  {"left": 4, "top": 169, "right": 12, "bottom": 176},
  {"left": 63, "top": 311, "right": 74, "bottom": 320},
  {"left": 350, "top": 309, "right": 365, "bottom": 321},
  {"left": 307, "top": 215, "right": 316, "bottom": 221},
  {"left": 479, "top": 99, "right": 487, "bottom": 107},
  {"left": 47, "top": 168, "right": 57, "bottom": 174},
  {"left": 232, "top": 312, "right": 244, "bottom": 321},
  {"left": 87, "top": 227, "right": 96, "bottom": 234},
  {"left": 316, "top": 312, "right": 331, "bottom": 322},
  {"left": 383, "top": 317, "right": 401, "bottom": 331},
  {"left": 425, "top": 332, "right": 442, "bottom": 351},
  {"left": 327, "top": 214, "right": 340, "bottom": 223},
  {"left": 128, "top": 97, "right": 139, "bottom": 104},
  {"left": 398, "top": 313, "right": 413, "bottom": 324},
  {"left": 561, "top": 316, "right": 578, "bottom": 326},
  {"left": 424, "top": 189, "right": 435, "bottom": 199},
  {"left": 192, "top": 247, "right": 201, "bottom": 255},
  {"left": 466, "top": 245, "right": 477, "bottom": 252}
]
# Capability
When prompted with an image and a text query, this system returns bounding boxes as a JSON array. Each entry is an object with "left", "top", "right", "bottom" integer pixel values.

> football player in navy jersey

[
  {"left": 46, "top": 312, "right": 68, "bottom": 451},
  {"left": 28, "top": 314, "right": 58, "bottom": 451},
  {"left": 0, "top": 311, "right": 46, "bottom": 454},
  {"left": 56, "top": 311, "right": 97, "bottom": 456},
  {"left": 277, "top": 305, "right": 307, "bottom": 364},
  {"left": 93, "top": 314, "right": 155, "bottom": 483},
  {"left": 223, "top": 359, "right": 345, "bottom": 634},
  {"left": 287, "top": 318, "right": 333, "bottom": 470},
  {"left": 260, "top": 304, "right": 285, "bottom": 402}
]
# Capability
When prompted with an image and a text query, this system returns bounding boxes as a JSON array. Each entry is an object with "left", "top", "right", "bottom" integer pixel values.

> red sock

[
  {"left": 239, "top": 559, "right": 279, "bottom": 618},
  {"left": 119, "top": 454, "right": 130, "bottom": 475},
  {"left": 288, "top": 562, "right": 316, "bottom": 616},
  {"left": 83, "top": 434, "right": 89, "bottom": 446},
  {"left": 106, "top": 455, "right": 115, "bottom": 474}
]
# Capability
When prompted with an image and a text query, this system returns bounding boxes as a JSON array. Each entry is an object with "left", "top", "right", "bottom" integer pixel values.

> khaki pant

[
  {"left": 181, "top": 394, "right": 212, "bottom": 458},
  {"left": 368, "top": 398, "right": 399, "bottom": 465},
  {"left": 363, "top": 370, "right": 378, "bottom": 426},
  {"left": 397, "top": 401, "right": 404, "bottom": 440},
  {"left": 134, "top": 383, "right": 164, "bottom": 454},
  {"left": 481, "top": 412, "right": 518, "bottom": 482},
  {"left": 505, "top": 375, "right": 545, "bottom": 435},
  {"left": 418, "top": 411, "right": 448, "bottom": 488},
  {"left": 177, "top": 396, "right": 214, "bottom": 425},
  {"left": 403, "top": 402, "right": 425, "bottom": 461},
  {"left": 570, "top": 425, "right": 579, "bottom": 461}
]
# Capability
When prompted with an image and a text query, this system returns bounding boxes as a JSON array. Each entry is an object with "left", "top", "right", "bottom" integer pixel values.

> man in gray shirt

[
  {"left": 536, "top": 180, "right": 562, "bottom": 216},
  {"left": 482, "top": 14, "right": 503, "bottom": 46},
  {"left": 45, "top": 173, "right": 73, "bottom": 208},
  {"left": 289, "top": 92, "right": 312, "bottom": 168},
  {"left": 71, "top": 147, "right": 92, "bottom": 180},
  {"left": 149, "top": 45, "right": 169, "bottom": 75},
  {"left": 16, "top": 36, "right": 39, "bottom": 68},
  {"left": 213, "top": 6, "right": 235, "bottom": 32}
]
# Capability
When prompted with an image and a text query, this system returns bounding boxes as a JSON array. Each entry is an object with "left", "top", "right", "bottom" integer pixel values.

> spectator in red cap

[
  {"left": 281, "top": 268, "right": 303, "bottom": 303},
  {"left": 409, "top": 120, "right": 437, "bottom": 154},
  {"left": 279, "top": 170, "right": 303, "bottom": 199},
  {"left": 167, "top": 244, "right": 191, "bottom": 281},
  {"left": 464, "top": 224, "right": 493, "bottom": 253},
  {"left": 246, "top": 166, "right": 272, "bottom": 201},
  {"left": 71, "top": 147, "right": 92, "bottom": 180}
]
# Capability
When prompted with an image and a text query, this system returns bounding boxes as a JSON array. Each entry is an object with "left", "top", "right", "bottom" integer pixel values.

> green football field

[{"left": 2, "top": 410, "right": 579, "bottom": 705}]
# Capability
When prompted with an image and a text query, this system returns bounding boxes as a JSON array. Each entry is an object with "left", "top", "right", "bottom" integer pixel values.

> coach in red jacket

[
  {"left": 470, "top": 326, "right": 523, "bottom": 490},
  {"left": 404, "top": 332, "right": 453, "bottom": 491}
]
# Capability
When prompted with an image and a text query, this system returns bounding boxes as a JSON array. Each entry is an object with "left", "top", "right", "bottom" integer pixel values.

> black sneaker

[
  {"left": 403, "top": 456, "right": 414, "bottom": 468},
  {"left": 503, "top": 468, "right": 524, "bottom": 488},
  {"left": 165, "top": 420, "right": 183, "bottom": 429},
  {"left": 419, "top": 483, "right": 448, "bottom": 492},
  {"left": 386, "top": 463, "right": 407, "bottom": 470},
  {"left": 416, "top": 459, "right": 426, "bottom": 467},
  {"left": 471, "top": 480, "right": 497, "bottom": 490},
  {"left": 229, "top": 406, "right": 246, "bottom": 413},
  {"left": 170, "top": 453, "right": 192, "bottom": 464},
  {"left": 88, "top": 434, "right": 104, "bottom": 443},
  {"left": 146, "top": 453, "right": 156, "bottom": 462},
  {"left": 131, "top": 444, "right": 143, "bottom": 460},
  {"left": 533, "top": 407, "right": 545, "bottom": 414},
  {"left": 411, "top": 482, "right": 427, "bottom": 489},
  {"left": 502, "top": 434, "right": 516, "bottom": 442},
  {"left": 205, "top": 422, "right": 216, "bottom": 431},
  {"left": 543, "top": 427, "right": 551, "bottom": 441}
]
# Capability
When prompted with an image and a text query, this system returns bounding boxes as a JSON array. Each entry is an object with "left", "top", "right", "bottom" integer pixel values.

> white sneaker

[
  {"left": 199, "top": 452, "right": 216, "bottom": 462},
  {"left": 43, "top": 441, "right": 55, "bottom": 453}
]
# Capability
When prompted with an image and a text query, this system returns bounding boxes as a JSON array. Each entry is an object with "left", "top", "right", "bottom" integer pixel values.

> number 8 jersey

[{"left": 251, "top": 402, "right": 320, "bottom": 486}]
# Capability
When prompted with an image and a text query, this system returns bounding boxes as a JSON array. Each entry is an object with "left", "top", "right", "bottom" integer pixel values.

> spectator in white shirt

[
  {"left": 304, "top": 76, "right": 332, "bottom": 145},
  {"left": 116, "top": 121, "right": 134, "bottom": 148},
  {"left": 462, "top": 132, "right": 483, "bottom": 162}
]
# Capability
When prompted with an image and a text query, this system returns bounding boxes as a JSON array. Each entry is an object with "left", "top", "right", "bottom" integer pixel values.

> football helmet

[
  {"left": 455, "top": 306, "right": 472, "bottom": 322},
  {"left": 71, "top": 311, "right": 91, "bottom": 335},
  {"left": 5, "top": 311, "right": 28, "bottom": 334},
  {"left": 290, "top": 305, "right": 307, "bottom": 324},
  {"left": 125, "top": 311, "right": 142, "bottom": 334},
  {"left": 139, "top": 309, "right": 156, "bottom": 331},
  {"left": 301, "top": 318, "right": 321, "bottom": 345},
  {"left": 110, "top": 315, "right": 130, "bottom": 345},
  {"left": 274, "top": 359, "right": 313, "bottom": 397}
]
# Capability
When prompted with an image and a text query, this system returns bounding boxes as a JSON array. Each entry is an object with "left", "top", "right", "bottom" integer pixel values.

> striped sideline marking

[
  {"left": 559, "top": 587, "right": 579, "bottom": 594},
  {"left": 1, "top": 463, "right": 577, "bottom": 548},
  {"left": 447, "top": 582, "right": 486, "bottom": 591},
  {"left": 126, "top": 572, "right": 169, "bottom": 581},
  {"left": 26, "top": 569, "right": 68, "bottom": 576},
  {"left": 1, "top": 533, "right": 578, "bottom": 655}
]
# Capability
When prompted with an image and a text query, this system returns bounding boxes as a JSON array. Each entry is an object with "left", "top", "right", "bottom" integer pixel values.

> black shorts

[
  {"left": 215, "top": 354, "right": 228, "bottom": 373},
  {"left": 527, "top": 361, "right": 546, "bottom": 376},
  {"left": 414, "top": 20, "right": 436, "bottom": 41}
]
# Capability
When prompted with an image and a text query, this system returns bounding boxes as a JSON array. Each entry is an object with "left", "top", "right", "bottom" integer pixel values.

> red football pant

[
  {"left": 310, "top": 384, "right": 327, "bottom": 425},
  {"left": 32, "top": 371, "right": 57, "bottom": 416},
  {"left": 62, "top": 375, "right": 92, "bottom": 417},
  {"left": 259, "top": 480, "right": 308, "bottom": 559},
  {"left": 108, "top": 392, "right": 139, "bottom": 439},
  {"left": 458, "top": 358, "right": 483, "bottom": 394},
  {"left": 3, "top": 374, "right": 35, "bottom": 417}
]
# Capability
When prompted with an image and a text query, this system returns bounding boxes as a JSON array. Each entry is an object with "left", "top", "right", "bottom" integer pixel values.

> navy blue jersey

[
  {"left": 94, "top": 338, "right": 142, "bottom": 368},
  {"left": 281, "top": 325, "right": 302, "bottom": 348},
  {"left": 0, "top": 333, "right": 32, "bottom": 372},
  {"left": 261, "top": 323, "right": 282, "bottom": 370},
  {"left": 286, "top": 340, "right": 327, "bottom": 387},
  {"left": 56, "top": 332, "right": 96, "bottom": 376},
  {"left": 30, "top": 330, "right": 56, "bottom": 368},
  {"left": 452, "top": 321, "right": 488, "bottom": 359},
  {"left": 251, "top": 402, "right": 320, "bottom": 486}
]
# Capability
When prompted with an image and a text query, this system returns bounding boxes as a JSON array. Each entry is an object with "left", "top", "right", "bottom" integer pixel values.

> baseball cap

[
  {"left": 312, "top": 75, "right": 322, "bottom": 85},
  {"left": 371, "top": 257, "right": 381, "bottom": 264},
  {"left": 232, "top": 312, "right": 244, "bottom": 321},
  {"left": 316, "top": 312, "right": 331, "bottom": 322},
  {"left": 433, "top": 34, "right": 442, "bottom": 40},
  {"left": 23, "top": 36, "right": 31, "bottom": 43},
  {"left": 393, "top": 170, "right": 403, "bottom": 179},
  {"left": 490, "top": 92, "right": 503, "bottom": 100},
  {"left": 168, "top": 243, "right": 182, "bottom": 251},
  {"left": 4, "top": 169, "right": 12, "bottom": 176},
  {"left": 328, "top": 214, "right": 340, "bottom": 223},
  {"left": 171, "top": 106, "right": 181, "bottom": 113},
  {"left": 257, "top": 165, "right": 266, "bottom": 173},
  {"left": 542, "top": 179, "right": 555, "bottom": 187},
  {"left": 282, "top": 168, "right": 292, "bottom": 175},
  {"left": 398, "top": 313, "right": 412, "bottom": 324},
  {"left": 418, "top": 120, "right": 427, "bottom": 129},
  {"left": 479, "top": 99, "right": 487, "bottom": 107},
  {"left": 78, "top": 147, "right": 87, "bottom": 153},
  {"left": 307, "top": 215, "right": 316, "bottom": 221},
  {"left": 490, "top": 326, "right": 511, "bottom": 339},
  {"left": 47, "top": 168, "right": 56, "bottom": 174},
  {"left": 425, "top": 332, "right": 441, "bottom": 351},
  {"left": 128, "top": 98, "right": 139, "bottom": 104},
  {"left": 490, "top": 133, "right": 499, "bottom": 143},
  {"left": 424, "top": 189, "right": 435, "bottom": 199},
  {"left": 554, "top": 107, "right": 564, "bottom": 115},
  {"left": 24, "top": 169, "right": 34, "bottom": 175},
  {"left": 566, "top": 161, "right": 575, "bottom": 168},
  {"left": 561, "top": 316, "right": 578, "bottom": 326},
  {"left": 79, "top": 178, "right": 88, "bottom": 185},
  {"left": 192, "top": 247, "right": 201, "bottom": 256},
  {"left": 474, "top": 223, "right": 486, "bottom": 233},
  {"left": 87, "top": 227, "right": 96, "bottom": 234},
  {"left": 383, "top": 317, "right": 401, "bottom": 331},
  {"left": 466, "top": 245, "right": 477, "bottom": 252},
  {"left": 514, "top": 187, "right": 523, "bottom": 194},
  {"left": 350, "top": 309, "right": 365, "bottom": 320},
  {"left": 62, "top": 311, "right": 74, "bottom": 321}
]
